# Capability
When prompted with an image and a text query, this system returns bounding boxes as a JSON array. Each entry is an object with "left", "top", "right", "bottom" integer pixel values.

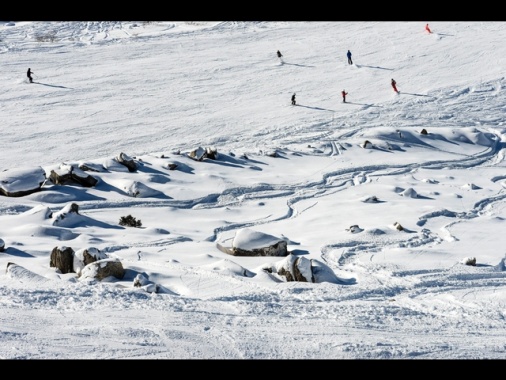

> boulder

[
  {"left": 49, "top": 163, "right": 98, "bottom": 187},
  {"left": 188, "top": 147, "right": 218, "bottom": 161},
  {"left": 116, "top": 152, "right": 137, "bottom": 172},
  {"left": 52, "top": 203, "right": 80, "bottom": 226},
  {"left": 49, "top": 164, "right": 73, "bottom": 185},
  {"left": 228, "top": 228, "right": 288, "bottom": 257},
  {"left": 80, "top": 258, "right": 125, "bottom": 281},
  {"left": 277, "top": 255, "right": 314, "bottom": 282},
  {"left": 393, "top": 221, "right": 404, "bottom": 231},
  {"left": 232, "top": 240, "right": 287, "bottom": 257},
  {"left": 262, "top": 254, "right": 349, "bottom": 284},
  {"left": 50, "top": 246, "right": 75, "bottom": 274},
  {"left": 346, "top": 225, "right": 363, "bottom": 233},
  {"left": 73, "top": 247, "right": 108, "bottom": 275},
  {"left": 70, "top": 166, "right": 98, "bottom": 187},
  {"left": 0, "top": 166, "right": 46, "bottom": 197},
  {"left": 133, "top": 273, "right": 159, "bottom": 293}
]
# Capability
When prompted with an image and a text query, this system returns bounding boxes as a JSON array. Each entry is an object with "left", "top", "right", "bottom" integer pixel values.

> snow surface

[{"left": 1, "top": 21, "right": 506, "bottom": 359}]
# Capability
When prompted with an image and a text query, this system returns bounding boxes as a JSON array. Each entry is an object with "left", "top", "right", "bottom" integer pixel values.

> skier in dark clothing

[
  {"left": 277, "top": 50, "right": 284, "bottom": 63},
  {"left": 341, "top": 90, "right": 348, "bottom": 103},
  {"left": 347, "top": 50, "right": 353, "bottom": 65},
  {"left": 291, "top": 93, "right": 296, "bottom": 105},
  {"left": 391, "top": 78, "right": 399, "bottom": 93},
  {"left": 27, "top": 68, "right": 34, "bottom": 83}
]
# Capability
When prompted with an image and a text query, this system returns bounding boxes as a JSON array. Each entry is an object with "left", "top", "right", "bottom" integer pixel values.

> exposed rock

[
  {"left": 81, "top": 248, "right": 105, "bottom": 265},
  {"left": 0, "top": 238, "right": 4, "bottom": 252},
  {"left": 80, "top": 258, "right": 125, "bottom": 281},
  {"left": 462, "top": 183, "right": 481, "bottom": 190},
  {"left": 116, "top": 152, "right": 137, "bottom": 172},
  {"left": 400, "top": 188, "right": 418, "bottom": 198},
  {"left": 393, "top": 222, "right": 404, "bottom": 231},
  {"left": 262, "top": 254, "right": 349, "bottom": 284},
  {"left": 216, "top": 228, "right": 288, "bottom": 257},
  {"left": 205, "top": 147, "right": 218, "bottom": 160},
  {"left": 227, "top": 228, "right": 288, "bottom": 257},
  {"left": 420, "top": 128, "right": 428, "bottom": 135},
  {"left": 189, "top": 147, "right": 206, "bottom": 161},
  {"left": 133, "top": 273, "right": 159, "bottom": 293},
  {"left": 278, "top": 255, "right": 314, "bottom": 282},
  {"left": 49, "top": 163, "right": 98, "bottom": 187},
  {"left": 103, "top": 157, "right": 130, "bottom": 172},
  {"left": 50, "top": 246, "right": 75, "bottom": 274},
  {"left": 52, "top": 203, "right": 80, "bottom": 226},
  {"left": 0, "top": 166, "right": 46, "bottom": 197},
  {"left": 293, "top": 257, "right": 313, "bottom": 282},
  {"left": 346, "top": 225, "right": 363, "bottom": 233},
  {"left": 74, "top": 247, "right": 108, "bottom": 275},
  {"left": 361, "top": 140, "right": 373, "bottom": 149},
  {"left": 70, "top": 166, "right": 98, "bottom": 187},
  {"left": 232, "top": 240, "right": 288, "bottom": 256},
  {"left": 49, "top": 164, "right": 73, "bottom": 185},
  {"left": 188, "top": 147, "right": 218, "bottom": 161}
]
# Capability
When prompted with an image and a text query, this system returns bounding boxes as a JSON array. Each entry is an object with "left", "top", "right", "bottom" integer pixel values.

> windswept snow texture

[{"left": 1, "top": 21, "right": 506, "bottom": 359}]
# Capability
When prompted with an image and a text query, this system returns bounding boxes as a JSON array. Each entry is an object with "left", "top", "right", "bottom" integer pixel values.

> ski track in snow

[{"left": 1, "top": 21, "right": 506, "bottom": 359}]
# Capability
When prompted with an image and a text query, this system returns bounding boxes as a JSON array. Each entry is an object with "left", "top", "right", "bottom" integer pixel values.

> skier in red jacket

[
  {"left": 391, "top": 79, "right": 399, "bottom": 93},
  {"left": 341, "top": 90, "right": 348, "bottom": 103},
  {"left": 425, "top": 23, "right": 432, "bottom": 34}
]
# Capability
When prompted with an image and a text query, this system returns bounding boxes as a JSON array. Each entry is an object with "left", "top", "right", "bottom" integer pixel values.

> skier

[
  {"left": 425, "top": 23, "right": 432, "bottom": 34},
  {"left": 341, "top": 90, "right": 348, "bottom": 103},
  {"left": 347, "top": 50, "right": 353, "bottom": 65},
  {"left": 277, "top": 50, "right": 284, "bottom": 63},
  {"left": 291, "top": 93, "right": 296, "bottom": 106},
  {"left": 391, "top": 78, "right": 399, "bottom": 93},
  {"left": 27, "top": 68, "right": 34, "bottom": 83}
]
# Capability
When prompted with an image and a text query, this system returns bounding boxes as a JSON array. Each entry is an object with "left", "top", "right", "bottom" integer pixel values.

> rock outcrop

[{"left": 0, "top": 166, "right": 46, "bottom": 197}]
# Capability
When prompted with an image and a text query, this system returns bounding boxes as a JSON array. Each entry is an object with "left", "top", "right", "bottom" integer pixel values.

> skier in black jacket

[
  {"left": 277, "top": 50, "right": 284, "bottom": 63},
  {"left": 27, "top": 68, "right": 34, "bottom": 83}
]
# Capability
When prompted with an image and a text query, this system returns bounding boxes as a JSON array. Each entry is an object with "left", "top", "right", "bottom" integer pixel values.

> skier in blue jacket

[{"left": 347, "top": 50, "right": 353, "bottom": 65}]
